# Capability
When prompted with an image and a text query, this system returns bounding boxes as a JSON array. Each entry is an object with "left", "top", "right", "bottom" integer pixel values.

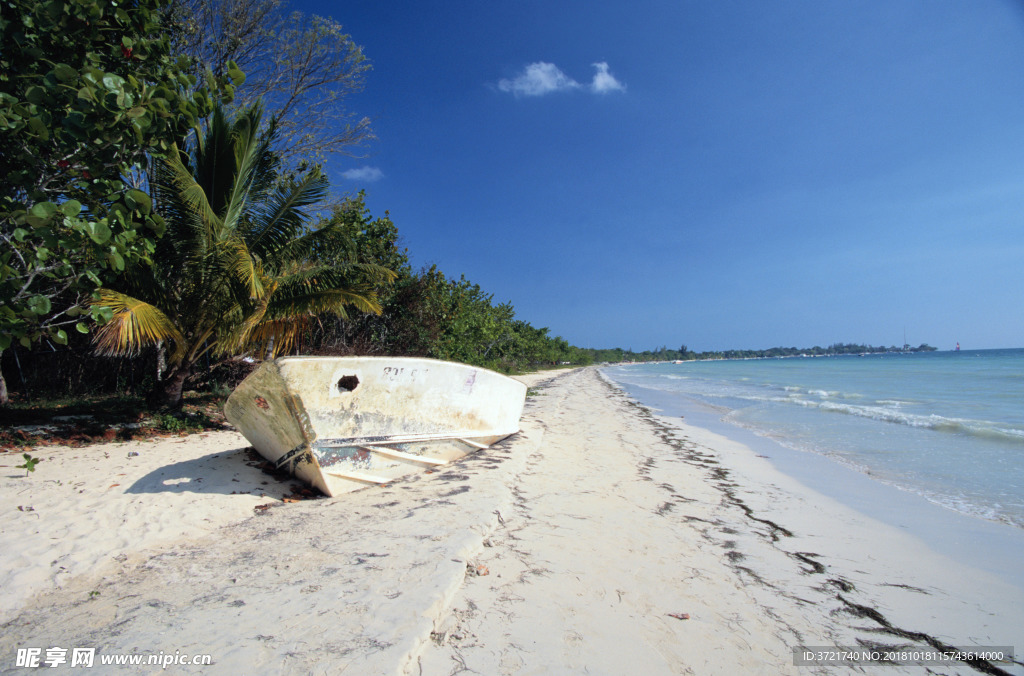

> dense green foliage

[
  {"left": 0, "top": 0, "right": 587, "bottom": 406},
  {"left": 0, "top": 0, "right": 242, "bottom": 402},
  {"left": 0, "top": 0, "right": 239, "bottom": 348},
  {"left": 586, "top": 342, "right": 938, "bottom": 363}
]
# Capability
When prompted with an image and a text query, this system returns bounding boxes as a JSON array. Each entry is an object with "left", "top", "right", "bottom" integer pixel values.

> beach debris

[
  {"left": 253, "top": 503, "right": 273, "bottom": 514},
  {"left": 794, "top": 551, "right": 825, "bottom": 574},
  {"left": 466, "top": 562, "right": 490, "bottom": 577},
  {"left": 127, "top": 451, "right": 139, "bottom": 458},
  {"left": 1, "top": 404, "right": 230, "bottom": 450},
  {"left": 880, "top": 582, "right": 930, "bottom": 594},
  {"left": 280, "top": 484, "right": 320, "bottom": 503},
  {"left": 668, "top": 613, "right": 690, "bottom": 620},
  {"left": 17, "top": 505, "right": 34, "bottom": 512},
  {"left": 828, "top": 578, "right": 855, "bottom": 593}
]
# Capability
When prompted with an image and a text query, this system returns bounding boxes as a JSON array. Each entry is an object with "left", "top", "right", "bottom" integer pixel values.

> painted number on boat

[{"left": 381, "top": 366, "right": 426, "bottom": 381}]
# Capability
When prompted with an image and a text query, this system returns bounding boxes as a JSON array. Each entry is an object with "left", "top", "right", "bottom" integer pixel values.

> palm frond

[
  {"left": 221, "top": 105, "right": 273, "bottom": 238},
  {"left": 246, "top": 170, "right": 331, "bottom": 260},
  {"left": 315, "top": 288, "right": 383, "bottom": 316},
  {"left": 164, "top": 143, "right": 223, "bottom": 238},
  {"left": 245, "top": 317, "right": 313, "bottom": 358},
  {"left": 216, "top": 279, "right": 277, "bottom": 355},
  {"left": 91, "top": 289, "right": 187, "bottom": 363},
  {"left": 266, "top": 282, "right": 383, "bottom": 318},
  {"left": 194, "top": 106, "right": 239, "bottom": 216},
  {"left": 348, "top": 261, "right": 399, "bottom": 286},
  {"left": 273, "top": 217, "right": 354, "bottom": 264},
  {"left": 217, "top": 230, "right": 267, "bottom": 299}
]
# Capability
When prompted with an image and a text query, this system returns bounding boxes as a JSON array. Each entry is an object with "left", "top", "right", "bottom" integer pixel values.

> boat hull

[{"left": 224, "top": 357, "right": 527, "bottom": 496}]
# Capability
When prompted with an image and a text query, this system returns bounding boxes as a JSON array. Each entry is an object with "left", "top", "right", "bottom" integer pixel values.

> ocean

[{"left": 603, "top": 348, "right": 1024, "bottom": 531}]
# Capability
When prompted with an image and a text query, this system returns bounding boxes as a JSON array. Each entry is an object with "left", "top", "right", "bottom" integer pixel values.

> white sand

[
  {"left": 1, "top": 368, "right": 1021, "bottom": 675},
  {"left": 0, "top": 432, "right": 276, "bottom": 624}
]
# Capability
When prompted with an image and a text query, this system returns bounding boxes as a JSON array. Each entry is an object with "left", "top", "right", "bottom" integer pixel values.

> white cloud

[
  {"left": 497, "top": 62, "right": 625, "bottom": 97},
  {"left": 589, "top": 62, "right": 625, "bottom": 94},
  {"left": 498, "top": 62, "right": 581, "bottom": 97},
  {"left": 341, "top": 166, "right": 384, "bottom": 182}
]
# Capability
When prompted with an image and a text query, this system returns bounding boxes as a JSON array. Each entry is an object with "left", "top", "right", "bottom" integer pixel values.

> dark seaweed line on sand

[
  {"left": 836, "top": 596, "right": 1016, "bottom": 676},
  {"left": 596, "top": 369, "right": 1017, "bottom": 676}
]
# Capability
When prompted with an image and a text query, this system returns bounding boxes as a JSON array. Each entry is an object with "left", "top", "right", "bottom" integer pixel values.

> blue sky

[{"left": 295, "top": 0, "right": 1024, "bottom": 351}]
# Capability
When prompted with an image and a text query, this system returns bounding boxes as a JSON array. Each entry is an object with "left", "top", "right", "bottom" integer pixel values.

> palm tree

[{"left": 92, "top": 102, "right": 393, "bottom": 407}]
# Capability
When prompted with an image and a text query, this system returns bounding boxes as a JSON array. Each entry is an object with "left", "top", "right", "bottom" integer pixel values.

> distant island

[{"left": 586, "top": 342, "right": 938, "bottom": 364}]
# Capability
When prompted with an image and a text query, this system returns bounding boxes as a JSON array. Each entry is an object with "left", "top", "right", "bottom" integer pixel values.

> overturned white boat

[{"left": 224, "top": 357, "right": 527, "bottom": 497}]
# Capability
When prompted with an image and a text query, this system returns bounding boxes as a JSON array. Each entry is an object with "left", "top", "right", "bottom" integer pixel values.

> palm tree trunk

[
  {"left": 156, "top": 340, "right": 166, "bottom": 381},
  {"left": 0, "top": 350, "right": 8, "bottom": 407},
  {"left": 147, "top": 364, "right": 191, "bottom": 409}
]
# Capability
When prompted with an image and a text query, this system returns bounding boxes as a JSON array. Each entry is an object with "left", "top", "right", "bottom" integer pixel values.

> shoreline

[
  {"left": 606, "top": 372, "right": 1024, "bottom": 592},
  {"left": 1, "top": 368, "right": 1021, "bottom": 674}
]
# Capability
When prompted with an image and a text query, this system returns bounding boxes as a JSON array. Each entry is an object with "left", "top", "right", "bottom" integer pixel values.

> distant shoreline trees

[{"left": 585, "top": 343, "right": 938, "bottom": 363}]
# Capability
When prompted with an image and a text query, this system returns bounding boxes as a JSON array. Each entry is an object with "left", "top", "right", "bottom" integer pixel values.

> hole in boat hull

[{"left": 337, "top": 375, "right": 360, "bottom": 392}]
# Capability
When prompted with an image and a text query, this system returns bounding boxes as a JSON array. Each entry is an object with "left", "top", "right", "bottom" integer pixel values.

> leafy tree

[
  {"left": 0, "top": 0, "right": 238, "bottom": 404},
  {"left": 384, "top": 268, "right": 585, "bottom": 371},
  {"left": 308, "top": 198, "right": 421, "bottom": 354},
  {"left": 428, "top": 276, "right": 513, "bottom": 366},
  {"left": 92, "top": 103, "right": 392, "bottom": 407},
  {"left": 171, "top": 0, "right": 372, "bottom": 165}
]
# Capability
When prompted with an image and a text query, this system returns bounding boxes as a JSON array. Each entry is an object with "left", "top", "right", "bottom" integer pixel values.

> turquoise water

[{"left": 605, "top": 349, "right": 1024, "bottom": 529}]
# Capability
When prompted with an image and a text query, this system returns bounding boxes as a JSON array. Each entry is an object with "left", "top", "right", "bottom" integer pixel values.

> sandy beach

[{"left": 1, "top": 367, "right": 1021, "bottom": 674}]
